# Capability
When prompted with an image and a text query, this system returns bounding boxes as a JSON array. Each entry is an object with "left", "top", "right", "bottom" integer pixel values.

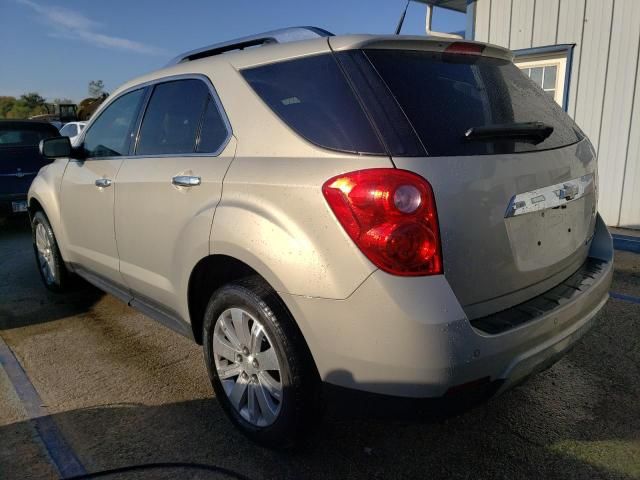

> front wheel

[
  {"left": 202, "top": 277, "right": 321, "bottom": 448},
  {"left": 31, "top": 210, "right": 70, "bottom": 292}
]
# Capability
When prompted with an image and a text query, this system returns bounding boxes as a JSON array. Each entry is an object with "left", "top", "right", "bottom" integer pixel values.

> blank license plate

[{"left": 11, "top": 201, "right": 28, "bottom": 213}]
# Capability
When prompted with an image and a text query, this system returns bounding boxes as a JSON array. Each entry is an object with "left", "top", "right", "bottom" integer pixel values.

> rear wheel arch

[{"left": 187, "top": 255, "right": 312, "bottom": 358}]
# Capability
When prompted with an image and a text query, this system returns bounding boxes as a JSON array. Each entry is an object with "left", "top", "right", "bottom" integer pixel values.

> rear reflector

[{"left": 444, "top": 42, "right": 485, "bottom": 56}]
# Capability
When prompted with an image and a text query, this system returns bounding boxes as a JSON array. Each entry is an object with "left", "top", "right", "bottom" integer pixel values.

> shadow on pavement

[
  {"left": 2, "top": 385, "right": 639, "bottom": 480},
  {"left": 0, "top": 217, "right": 104, "bottom": 331}
]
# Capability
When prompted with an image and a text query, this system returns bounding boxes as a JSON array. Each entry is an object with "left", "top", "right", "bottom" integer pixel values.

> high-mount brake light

[
  {"left": 444, "top": 42, "right": 485, "bottom": 56},
  {"left": 322, "top": 169, "right": 442, "bottom": 276}
]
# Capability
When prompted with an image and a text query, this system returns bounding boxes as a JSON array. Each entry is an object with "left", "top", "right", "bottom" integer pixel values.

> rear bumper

[
  {"left": 0, "top": 193, "right": 28, "bottom": 216},
  {"left": 280, "top": 214, "right": 613, "bottom": 399}
]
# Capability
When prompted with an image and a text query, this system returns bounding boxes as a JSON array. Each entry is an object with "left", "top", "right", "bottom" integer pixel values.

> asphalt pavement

[{"left": 1, "top": 217, "right": 639, "bottom": 480}]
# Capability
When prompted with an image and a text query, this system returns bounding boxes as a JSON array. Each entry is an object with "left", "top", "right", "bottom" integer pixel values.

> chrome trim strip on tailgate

[
  {"left": 505, "top": 173, "right": 595, "bottom": 218},
  {"left": 0, "top": 172, "right": 38, "bottom": 178}
]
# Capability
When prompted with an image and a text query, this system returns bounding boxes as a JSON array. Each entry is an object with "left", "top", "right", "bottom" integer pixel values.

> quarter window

[
  {"left": 242, "top": 54, "right": 384, "bottom": 155},
  {"left": 83, "top": 89, "right": 144, "bottom": 158},
  {"left": 196, "top": 96, "right": 228, "bottom": 153},
  {"left": 136, "top": 79, "right": 209, "bottom": 155}
]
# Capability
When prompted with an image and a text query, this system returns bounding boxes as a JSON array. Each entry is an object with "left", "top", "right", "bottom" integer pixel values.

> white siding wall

[{"left": 472, "top": 0, "right": 640, "bottom": 228}]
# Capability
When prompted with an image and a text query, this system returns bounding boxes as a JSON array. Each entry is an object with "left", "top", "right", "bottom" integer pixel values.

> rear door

[
  {"left": 114, "top": 76, "right": 234, "bottom": 317},
  {"left": 60, "top": 88, "right": 145, "bottom": 285},
  {"left": 333, "top": 45, "right": 597, "bottom": 317}
]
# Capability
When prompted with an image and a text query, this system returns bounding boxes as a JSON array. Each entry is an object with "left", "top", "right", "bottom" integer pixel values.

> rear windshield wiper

[{"left": 464, "top": 122, "right": 554, "bottom": 144}]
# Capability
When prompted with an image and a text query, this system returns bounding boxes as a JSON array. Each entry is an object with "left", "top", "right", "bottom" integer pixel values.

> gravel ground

[{"left": 1, "top": 217, "right": 639, "bottom": 480}]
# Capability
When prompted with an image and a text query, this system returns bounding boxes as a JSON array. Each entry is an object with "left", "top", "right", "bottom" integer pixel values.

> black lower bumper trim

[{"left": 471, "top": 257, "right": 607, "bottom": 335}]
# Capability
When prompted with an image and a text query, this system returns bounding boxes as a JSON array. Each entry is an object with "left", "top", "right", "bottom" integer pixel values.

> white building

[{"left": 427, "top": 0, "right": 640, "bottom": 229}]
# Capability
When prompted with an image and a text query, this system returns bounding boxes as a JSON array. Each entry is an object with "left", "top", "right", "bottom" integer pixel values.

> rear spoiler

[{"left": 329, "top": 35, "right": 514, "bottom": 62}]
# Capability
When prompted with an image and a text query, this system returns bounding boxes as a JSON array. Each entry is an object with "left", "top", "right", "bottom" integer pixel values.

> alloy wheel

[
  {"left": 35, "top": 222, "right": 55, "bottom": 284},
  {"left": 213, "top": 307, "right": 283, "bottom": 427}
]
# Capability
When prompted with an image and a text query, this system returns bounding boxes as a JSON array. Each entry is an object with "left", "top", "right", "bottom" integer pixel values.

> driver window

[{"left": 83, "top": 89, "right": 144, "bottom": 158}]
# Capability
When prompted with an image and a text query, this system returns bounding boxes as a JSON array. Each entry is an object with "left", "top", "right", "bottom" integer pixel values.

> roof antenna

[{"left": 395, "top": 0, "right": 411, "bottom": 35}]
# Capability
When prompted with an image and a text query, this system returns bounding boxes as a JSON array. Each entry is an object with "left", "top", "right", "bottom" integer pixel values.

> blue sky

[{"left": 0, "top": 0, "right": 466, "bottom": 102}]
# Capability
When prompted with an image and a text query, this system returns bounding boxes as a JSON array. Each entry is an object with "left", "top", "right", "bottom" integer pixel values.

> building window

[
  {"left": 516, "top": 57, "right": 566, "bottom": 106},
  {"left": 513, "top": 45, "right": 574, "bottom": 111}
]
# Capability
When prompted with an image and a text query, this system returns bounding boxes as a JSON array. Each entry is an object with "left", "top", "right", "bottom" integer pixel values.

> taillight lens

[
  {"left": 322, "top": 169, "right": 442, "bottom": 276},
  {"left": 444, "top": 42, "right": 485, "bottom": 55}
]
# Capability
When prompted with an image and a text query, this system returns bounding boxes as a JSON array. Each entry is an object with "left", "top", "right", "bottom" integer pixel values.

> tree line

[
  {"left": 0, "top": 80, "right": 106, "bottom": 119},
  {"left": 0, "top": 93, "right": 72, "bottom": 119}
]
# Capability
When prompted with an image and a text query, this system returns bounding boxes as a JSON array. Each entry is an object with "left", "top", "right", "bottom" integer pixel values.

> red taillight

[
  {"left": 322, "top": 169, "right": 442, "bottom": 276},
  {"left": 444, "top": 42, "right": 485, "bottom": 56}
]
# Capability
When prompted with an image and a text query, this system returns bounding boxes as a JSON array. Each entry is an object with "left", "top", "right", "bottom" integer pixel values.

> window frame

[
  {"left": 76, "top": 74, "right": 232, "bottom": 161},
  {"left": 131, "top": 74, "right": 232, "bottom": 158}
]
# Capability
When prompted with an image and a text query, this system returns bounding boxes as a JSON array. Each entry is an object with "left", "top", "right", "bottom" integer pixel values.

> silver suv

[{"left": 29, "top": 27, "right": 613, "bottom": 447}]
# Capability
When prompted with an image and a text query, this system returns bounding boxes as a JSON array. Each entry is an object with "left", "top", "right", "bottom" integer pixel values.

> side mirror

[{"left": 39, "top": 137, "right": 72, "bottom": 159}]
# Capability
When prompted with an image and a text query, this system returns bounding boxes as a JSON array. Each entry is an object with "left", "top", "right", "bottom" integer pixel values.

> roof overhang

[{"left": 411, "top": 0, "right": 468, "bottom": 13}]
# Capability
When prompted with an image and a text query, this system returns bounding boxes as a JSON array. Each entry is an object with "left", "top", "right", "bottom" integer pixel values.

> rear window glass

[
  {"left": 365, "top": 49, "right": 582, "bottom": 156},
  {"left": 0, "top": 124, "right": 58, "bottom": 147},
  {"left": 242, "top": 54, "right": 384, "bottom": 155}
]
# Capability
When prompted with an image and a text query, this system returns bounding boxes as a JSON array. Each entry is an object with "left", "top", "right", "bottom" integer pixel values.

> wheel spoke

[
  {"left": 229, "top": 375, "right": 249, "bottom": 409},
  {"left": 255, "top": 347, "right": 279, "bottom": 371},
  {"left": 247, "top": 383, "right": 259, "bottom": 424},
  {"left": 217, "top": 362, "right": 242, "bottom": 380},
  {"left": 255, "top": 382, "right": 278, "bottom": 424},
  {"left": 219, "top": 316, "right": 241, "bottom": 349},
  {"left": 258, "top": 371, "right": 282, "bottom": 401},
  {"left": 213, "top": 335, "right": 238, "bottom": 363},
  {"left": 249, "top": 322, "right": 264, "bottom": 355},
  {"left": 35, "top": 226, "right": 46, "bottom": 252},
  {"left": 231, "top": 308, "right": 251, "bottom": 347}
]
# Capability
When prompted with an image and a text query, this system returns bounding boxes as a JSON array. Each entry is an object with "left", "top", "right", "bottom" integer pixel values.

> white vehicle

[{"left": 58, "top": 121, "right": 86, "bottom": 146}]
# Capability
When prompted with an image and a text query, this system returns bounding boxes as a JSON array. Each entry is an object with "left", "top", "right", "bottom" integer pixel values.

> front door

[
  {"left": 60, "top": 88, "right": 145, "bottom": 285},
  {"left": 114, "top": 78, "right": 234, "bottom": 318}
]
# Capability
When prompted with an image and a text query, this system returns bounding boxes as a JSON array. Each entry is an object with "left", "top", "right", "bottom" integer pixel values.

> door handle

[
  {"left": 172, "top": 175, "right": 201, "bottom": 187},
  {"left": 95, "top": 178, "right": 112, "bottom": 188}
]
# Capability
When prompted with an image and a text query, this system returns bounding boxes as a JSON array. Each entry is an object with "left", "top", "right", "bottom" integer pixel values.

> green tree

[
  {"left": 0, "top": 96, "right": 17, "bottom": 118},
  {"left": 88, "top": 80, "right": 105, "bottom": 98},
  {"left": 6, "top": 102, "right": 32, "bottom": 119},
  {"left": 19, "top": 92, "right": 46, "bottom": 110}
]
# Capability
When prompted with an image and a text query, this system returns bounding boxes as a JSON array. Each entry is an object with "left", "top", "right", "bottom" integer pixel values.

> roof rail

[{"left": 166, "top": 26, "right": 334, "bottom": 66}]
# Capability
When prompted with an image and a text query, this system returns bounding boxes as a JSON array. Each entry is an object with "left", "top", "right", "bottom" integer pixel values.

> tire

[
  {"left": 31, "top": 210, "right": 70, "bottom": 292},
  {"left": 203, "top": 276, "right": 321, "bottom": 448}
]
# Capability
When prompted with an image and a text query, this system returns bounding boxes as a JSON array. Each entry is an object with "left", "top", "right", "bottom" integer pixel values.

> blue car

[{"left": 0, "top": 120, "right": 60, "bottom": 217}]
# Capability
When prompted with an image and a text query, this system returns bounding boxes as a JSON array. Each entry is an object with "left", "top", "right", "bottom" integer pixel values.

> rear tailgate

[
  {"left": 0, "top": 145, "right": 49, "bottom": 195},
  {"left": 393, "top": 143, "right": 596, "bottom": 318},
  {"left": 0, "top": 122, "right": 59, "bottom": 196},
  {"left": 329, "top": 37, "right": 597, "bottom": 317}
]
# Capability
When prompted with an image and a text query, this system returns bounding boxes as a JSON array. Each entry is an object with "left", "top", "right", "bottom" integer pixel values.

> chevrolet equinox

[{"left": 29, "top": 27, "right": 613, "bottom": 447}]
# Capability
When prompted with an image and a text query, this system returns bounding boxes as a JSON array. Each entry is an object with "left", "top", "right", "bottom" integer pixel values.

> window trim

[
  {"left": 131, "top": 74, "right": 232, "bottom": 158},
  {"left": 76, "top": 74, "right": 232, "bottom": 161}
]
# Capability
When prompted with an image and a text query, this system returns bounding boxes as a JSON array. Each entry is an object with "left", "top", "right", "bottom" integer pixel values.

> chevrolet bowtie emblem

[{"left": 555, "top": 183, "right": 579, "bottom": 201}]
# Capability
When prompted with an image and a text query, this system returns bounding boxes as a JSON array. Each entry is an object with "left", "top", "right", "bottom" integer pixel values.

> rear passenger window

[
  {"left": 196, "top": 96, "right": 228, "bottom": 153},
  {"left": 137, "top": 79, "right": 209, "bottom": 155},
  {"left": 242, "top": 54, "right": 384, "bottom": 155}
]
